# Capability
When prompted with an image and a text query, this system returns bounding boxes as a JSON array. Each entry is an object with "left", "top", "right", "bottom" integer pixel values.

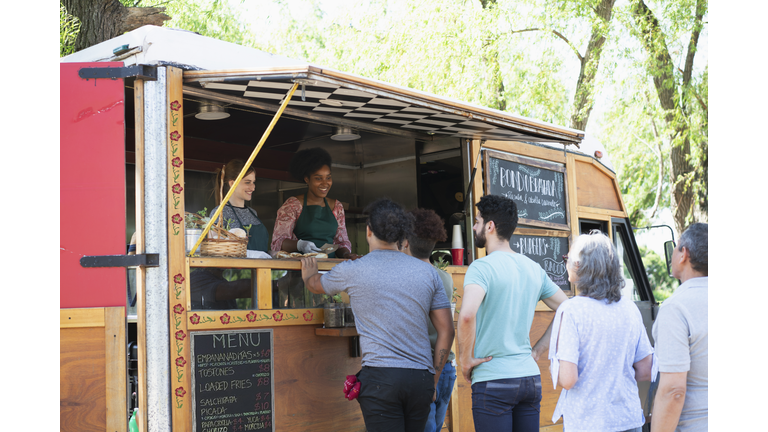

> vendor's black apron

[
  {"left": 293, "top": 195, "right": 338, "bottom": 258},
  {"left": 227, "top": 203, "right": 270, "bottom": 252}
]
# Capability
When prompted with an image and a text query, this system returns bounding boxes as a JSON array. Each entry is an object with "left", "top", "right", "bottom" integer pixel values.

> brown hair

[
  {"left": 407, "top": 208, "right": 447, "bottom": 259},
  {"left": 214, "top": 159, "right": 255, "bottom": 205}
]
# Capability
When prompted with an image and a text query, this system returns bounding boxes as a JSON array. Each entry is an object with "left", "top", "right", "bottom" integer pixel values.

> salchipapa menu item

[{"left": 192, "top": 329, "right": 275, "bottom": 432}]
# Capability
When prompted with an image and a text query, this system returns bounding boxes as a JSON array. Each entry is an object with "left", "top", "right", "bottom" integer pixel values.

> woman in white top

[{"left": 549, "top": 231, "right": 654, "bottom": 432}]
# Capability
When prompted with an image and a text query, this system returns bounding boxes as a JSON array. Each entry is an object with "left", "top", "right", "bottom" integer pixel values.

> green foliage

[
  {"left": 433, "top": 256, "right": 449, "bottom": 271},
  {"left": 638, "top": 245, "right": 678, "bottom": 301},
  {"left": 60, "top": 3, "right": 81, "bottom": 57},
  {"left": 163, "top": 0, "right": 258, "bottom": 46}
]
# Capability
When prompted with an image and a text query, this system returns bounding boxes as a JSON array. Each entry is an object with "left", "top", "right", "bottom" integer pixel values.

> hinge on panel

[
  {"left": 80, "top": 254, "right": 160, "bottom": 268},
  {"left": 78, "top": 64, "right": 158, "bottom": 81}
]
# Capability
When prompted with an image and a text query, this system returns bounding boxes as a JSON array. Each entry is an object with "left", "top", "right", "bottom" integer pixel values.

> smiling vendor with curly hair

[{"left": 271, "top": 147, "right": 358, "bottom": 259}]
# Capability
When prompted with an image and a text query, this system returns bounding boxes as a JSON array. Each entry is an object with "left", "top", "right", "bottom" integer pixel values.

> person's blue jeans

[
  {"left": 424, "top": 361, "right": 457, "bottom": 432},
  {"left": 471, "top": 375, "right": 542, "bottom": 432}
]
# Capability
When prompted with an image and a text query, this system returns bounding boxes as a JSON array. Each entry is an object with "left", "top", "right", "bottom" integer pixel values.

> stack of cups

[{"left": 451, "top": 225, "right": 464, "bottom": 266}]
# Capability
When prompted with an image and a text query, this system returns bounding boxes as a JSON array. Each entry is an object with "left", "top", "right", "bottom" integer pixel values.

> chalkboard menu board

[
  {"left": 192, "top": 329, "right": 275, "bottom": 432},
  {"left": 484, "top": 150, "right": 569, "bottom": 230},
  {"left": 510, "top": 234, "right": 570, "bottom": 291}
]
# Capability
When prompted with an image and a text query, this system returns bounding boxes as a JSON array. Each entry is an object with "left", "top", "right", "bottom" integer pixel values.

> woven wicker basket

[{"left": 185, "top": 212, "right": 248, "bottom": 258}]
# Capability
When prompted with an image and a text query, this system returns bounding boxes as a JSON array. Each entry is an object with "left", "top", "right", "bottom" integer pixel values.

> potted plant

[
  {"left": 184, "top": 208, "right": 209, "bottom": 256},
  {"left": 322, "top": 293, "right": 345, "bottom": 328}
]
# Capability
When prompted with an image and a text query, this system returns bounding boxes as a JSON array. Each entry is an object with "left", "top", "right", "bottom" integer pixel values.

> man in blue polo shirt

[{"left": 458, "top": 195, "right": 568, "bottom": 431}]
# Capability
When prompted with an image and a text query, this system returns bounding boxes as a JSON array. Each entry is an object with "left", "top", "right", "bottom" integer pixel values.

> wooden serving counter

[{"left": 177, "top": 258, "right": 563, "bottom": 431}]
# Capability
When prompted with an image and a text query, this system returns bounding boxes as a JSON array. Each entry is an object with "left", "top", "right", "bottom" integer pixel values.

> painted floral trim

[
  {"left": 172, "top": 183, "right": 184, "bottom": 194},
  {"left": 189, "top": 313, "right": 215, "bottom": 325},
  {"left": 174, "top": 386, "right": 186, "bottom": 409},
  {"left": 170, "top": 131, "right": 181, "bottom": 142},
  {"left": 171, "top": 213, "right": 182, "bottom": 235},
  {"left": 174, "top": 273, "right": 185, "bottom": 284},
  {"left": 175, "top": 330, "right": 186, "bottom": 341},
  {"left": 170, "top": 100, "right": 181, "bottom": 111},
  {"left": 247, "top": 311, "right": 257, "bottom": 322},
  {"left": 172, "top": 157, "right": 183, "bottom": 167},
  {"left": 175, "top": 356, "right": 187, "bottom": 368},
  {"left": 273, "top": 311, "right": 283, "bottom": 322},
  {"left": 303, "top": 310, "right": 314, "bottom": 321},
  {"left": 173, "top": 303, "right": 185, "bottom": 314}
]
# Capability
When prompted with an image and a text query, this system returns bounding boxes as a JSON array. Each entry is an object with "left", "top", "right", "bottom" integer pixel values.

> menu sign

[
  {"left": 510, "top": 234, "right": 570, "bottom": 291},
  {"left": 484, "top": 150, "right": 569, "bottom": 230},
  {"left": 192, "top": 329, "right": 275, "bottom": 432}
]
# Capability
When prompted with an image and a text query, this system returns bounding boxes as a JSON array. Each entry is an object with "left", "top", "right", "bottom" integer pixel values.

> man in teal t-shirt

[{"left": 458, "top": 195, "right": 568, "bottom": 431}]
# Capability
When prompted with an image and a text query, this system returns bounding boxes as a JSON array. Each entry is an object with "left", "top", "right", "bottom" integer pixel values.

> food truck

[{"left": 60, "top": 26, "right": 658, "bottom": 432}]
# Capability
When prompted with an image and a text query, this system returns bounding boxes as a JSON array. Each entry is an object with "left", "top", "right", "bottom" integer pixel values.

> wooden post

[
  {"left": 133, "top": 78, "right": 149, "bottom": 432},
  {"left": 257, "top": 268, "right": 273, "bottom": 310},
  {"left": 165, "top": 66, "right": 192, "bottom": 431}
]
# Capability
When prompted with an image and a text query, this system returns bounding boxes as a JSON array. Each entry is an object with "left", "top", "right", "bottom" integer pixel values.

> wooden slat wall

[
  {"left": 61, "top": 307, "right": 127, "bottom": 432},
  {"left": 268, "top": 325, "right": 365, "bottom": 431}
]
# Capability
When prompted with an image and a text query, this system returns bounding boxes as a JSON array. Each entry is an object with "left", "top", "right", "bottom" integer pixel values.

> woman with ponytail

[{"left": 209, "top": 159, "right": 270, "bottom": 255}]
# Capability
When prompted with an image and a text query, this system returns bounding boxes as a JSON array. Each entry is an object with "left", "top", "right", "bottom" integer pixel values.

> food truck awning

[{"left": 62, "top": 25, "right": 584, "bottom": 145}]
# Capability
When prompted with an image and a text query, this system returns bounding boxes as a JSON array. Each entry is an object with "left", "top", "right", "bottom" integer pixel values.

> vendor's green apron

[
  {"left": 227, "top": 203, "right": 270, "bottom": 252},
  {"left": 293, "top": 195, "right": 338, "bottom": 258}
]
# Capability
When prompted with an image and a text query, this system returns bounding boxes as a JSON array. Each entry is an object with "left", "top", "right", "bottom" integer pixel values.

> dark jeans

[
  {"left": 471, "top": 375, "right": 542, "bottom": 432},
  {"left": 357, "top": 366, "right": 435, "bottom": 432}
]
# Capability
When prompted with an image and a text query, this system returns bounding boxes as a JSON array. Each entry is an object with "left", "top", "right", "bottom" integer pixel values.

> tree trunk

[
  {"left": 630, "top": 0, "right": 706, "bottom": 233},
  {"left": 63, "top": 0, "right": 170, "bottom": 52},
  {"left": 570, "top": 0, "right": 616, "bottom": 131}
]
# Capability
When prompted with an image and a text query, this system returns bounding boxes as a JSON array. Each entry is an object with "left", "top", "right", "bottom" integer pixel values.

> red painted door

[{"left": 60, "top": 62, "right": 126, "bottom": 308}]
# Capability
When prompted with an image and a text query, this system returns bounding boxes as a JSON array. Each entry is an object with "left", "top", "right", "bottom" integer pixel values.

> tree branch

[
  {"left": 682, "top": 0, "right": 706, "bottom": 88},
  {"left": 505, "top": 28, "right": 583, "bottom": 62}
]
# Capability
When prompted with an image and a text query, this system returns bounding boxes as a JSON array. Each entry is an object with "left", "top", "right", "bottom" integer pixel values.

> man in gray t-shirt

[
  {"left": 652, "top": 223, "right": 708, "bottom": 432},
  {"left": 301, "top": 199, "right": 454, "bottom": 432}
]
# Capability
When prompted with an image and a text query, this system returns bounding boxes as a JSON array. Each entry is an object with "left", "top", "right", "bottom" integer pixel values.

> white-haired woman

[{"left": 548, "top": 231, "right": 654, "bottom": 432}]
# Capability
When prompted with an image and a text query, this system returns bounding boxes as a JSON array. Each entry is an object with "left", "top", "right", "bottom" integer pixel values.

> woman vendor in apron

[
  {"left": 271, "top": 147, "right": 358, "bottom": 260},
  {"left": 271, "top": 148, "right": 359, "bottom": 308},
  {"left": 209, "top": 159, "right": 270, "bottom": 255}
]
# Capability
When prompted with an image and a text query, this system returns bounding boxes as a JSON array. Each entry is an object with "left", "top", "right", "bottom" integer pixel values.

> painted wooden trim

[
  {"left": 166, "top": 66, "right": 192, "bottom": 432},
  {"left": 256, "top": 268, "right": 273, "bottom": 310},
  {"left": 60, "top": 308, "right": 105, "bottom": 328},
  {"left": 133, "top": 77, "right": 149, "bottom": 432},
  {"left": 483, "top": 140, "right": 567, "bottom": 164},
  {"left": 188, "top": 257, "right": 344, "bottom": 271},
  {"left": 471, "top": 140, "right": 485, "bottom": 260},
  {"left": 540, "top": 424, "right": 564, "bottom": 431},
  {"left": 514, "top": 227, "right": 571, "bottom": 238},
  {"left": 576, "top": 206, "right": 626, "bottom": 218},
  {"left": 105, "top": 307, "right": 127, "bottom": 432},
  {"left": 136, "top": 265, "right": 148, "bottom": 432},
  {"left": 187, "top": 308, "right": 324, "bottom": 331}
]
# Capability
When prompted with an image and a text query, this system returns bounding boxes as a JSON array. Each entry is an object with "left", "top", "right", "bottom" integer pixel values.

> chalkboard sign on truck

[
  {"left": 510, "top": 233, "right": 570, "bottom": 292},
  {"left": 484, "top": 150, "right": 569, "bottom": 230},
  {"left": 192, "top": 329, "right": 275, "bottom": 432}
]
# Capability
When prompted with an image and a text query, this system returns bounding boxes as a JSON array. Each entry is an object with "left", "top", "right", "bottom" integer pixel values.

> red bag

[{"left": 343, "top": 374, "right": 361, "bottom": 401}]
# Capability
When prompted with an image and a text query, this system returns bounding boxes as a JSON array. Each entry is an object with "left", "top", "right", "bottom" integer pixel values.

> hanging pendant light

[
  {"left": 195, "top": 103, "right": 230, "bottom": 120},
  {"left": 331, "top": 126, "right": 360, "bottom": 141}
]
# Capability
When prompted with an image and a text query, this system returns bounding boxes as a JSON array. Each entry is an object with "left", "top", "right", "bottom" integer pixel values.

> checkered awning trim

[{"left": 195, "top": 79, "right": 535, "bottom": 141}]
